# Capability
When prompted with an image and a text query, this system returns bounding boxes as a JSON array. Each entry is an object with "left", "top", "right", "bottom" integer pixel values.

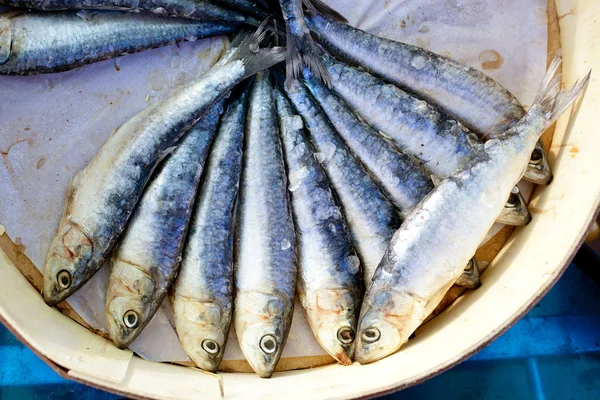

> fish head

[
  {"left": 523, "top": 141, "right": 553, "bottom": 184},
  {"left": 235, "top": 291, "right": 289, "bottom": 378},
  {"left": 454, "top": 258, "right": 482, "bottom": 289},
  {"left": 105, "top": 257, "right": 157, "bottom": 349},
  {"left": 303, "top": 288, "right": 360, "bottom": 365},
  {"left": 172, "top": 298, "right": 230, "bottom": 372},
  {"left": 495, "top": 186, "right": 532, "bottom": 226},
  {"left": 354, "top": 290, "right": 426, "bottom": 364},
  {"left": 43, "top": 222, "right": 94, "bottom": 306}
]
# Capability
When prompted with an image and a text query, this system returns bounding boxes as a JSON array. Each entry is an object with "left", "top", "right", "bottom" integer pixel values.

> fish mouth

[
  {"left": 496, "top": 187, "right": 531, "bottom": 226},
  {"left": 237, "top": 323, "right": 284, "bottom": 379},
  {"left": 523, "top": 141, "right": 553, "bottom": 185}
]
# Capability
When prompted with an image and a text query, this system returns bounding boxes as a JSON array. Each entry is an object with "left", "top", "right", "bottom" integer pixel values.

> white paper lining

[{"left": 0, "top": 0, "right": 548, "bottom": 362}]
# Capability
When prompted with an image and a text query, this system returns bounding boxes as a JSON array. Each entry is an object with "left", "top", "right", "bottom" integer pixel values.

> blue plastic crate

[{"left": 1, "top": 256, "right": 599, "bottom": 399}]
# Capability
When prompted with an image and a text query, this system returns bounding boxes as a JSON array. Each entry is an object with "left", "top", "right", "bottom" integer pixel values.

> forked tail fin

[
  {"left": 533, "top": 53, "right": 591, "bottom": 127},
  {"left": 228, "top": 19, "right": 286, "bottom": 78},
  {"left": 285, "top": 28, "right": 331, "bottom": 88}
]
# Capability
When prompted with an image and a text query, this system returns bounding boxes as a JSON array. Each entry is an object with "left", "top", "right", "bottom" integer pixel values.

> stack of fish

[{"left": 1, "top": 0, "right": 588, "bottom": 378}]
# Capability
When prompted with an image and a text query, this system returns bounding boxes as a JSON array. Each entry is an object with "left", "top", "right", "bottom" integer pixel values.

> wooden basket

[{"left": 1, "top": 0, "right": 599, "bottom": 398}]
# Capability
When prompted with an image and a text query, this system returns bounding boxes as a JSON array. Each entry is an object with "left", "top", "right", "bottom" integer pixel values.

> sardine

[
  {"left": 234, "top": 71, "right": 296, "bottom": 378},
  {"left": 42, "top": 28, "right": 285, "bottom": 306},
  {"left": 274, "top": 85, "right": 361, "bottom": 365},
  {"left": 171, "top": 87, "right": 248, "bottom": 373},
  {"left": 278, "top": 0, "right": 345, "bottom": 85},
  {"left": 106, "top": 101, "right": 223, "bottom": 349},
  {"left": 301, "top": 67, "right": 482, "bottom": 290},
  {"left": 354, "top": 57, "right": 589, "bottom": 364},
  {"left": 0, "top": 0, "right": 252, "bottom": 23},
  {"left": 319, "top": 55, "right": 531, "bottom": 226},
  {"left": 306, "top": 15, "right": 552, "bottom": 184},
  {"left": 281, "top": 74, "right": 401, "bottom": 288},
  {"left": 0, "top": 11, "right": 240, "bottom": 75}
]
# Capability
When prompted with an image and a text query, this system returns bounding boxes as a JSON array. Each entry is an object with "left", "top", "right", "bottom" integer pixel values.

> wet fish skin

[
  {"left": 302, "top": 67, "right": 433, "bottom": 213},
  {"left": 234, "top": 71, "right": 297, "bottom": 379},
  {"left": 0, "top": 0, "right": 249, "bottom": 22},
  {"left": 171, "top": 88, "right": 248, "bottom": 373},
  {"left": 302, "top": 67, "right": 481, "bottom": 290},
  {"left": 354, "top": 58, "right": 589, "bottom": 364},
  {"left": 274, "top": 86, "right": 361, "bottom": 365},
  {"left": 106, "top": 102, "right": 223, "bottom": 349},
  {"left": 43, "top": 34, "right": 285, "bottom": 306},
  {"left": 0, "top": 11, "right": 240, "bottom": 75},
  {"left": 306, "top": 15, "right": 552, "bottom": 185},
  {"left": 319, "top": 53, "right": 476, "bottom": 178},
  {"left": 281, "top": 74, "right": 402, "bottom": 288},
  {"left": 320, "top": 55, "right": 531, "bottom": 227}
]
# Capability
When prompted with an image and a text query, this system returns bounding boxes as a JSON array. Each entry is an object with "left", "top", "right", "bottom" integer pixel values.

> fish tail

[
  {"left": 229, "top": 19, "right": 286, "bottom": 78},
  {"left": 285, "top": 28, "right": 331, "bottom": 88},
  {"left": 533, "top": 53, "right": 591, "bottom": 127},
  {"left": 302, "top": 0, "right": 347, "bottom": 23}
]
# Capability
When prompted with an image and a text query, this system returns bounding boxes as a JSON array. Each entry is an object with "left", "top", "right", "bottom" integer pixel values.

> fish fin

[
  {"left": 302, "top": 0, "right": 347, "bottom": 23},
  {"left": 229, "top": 20, "right": 286, "bottom": 78},
  {"left": 285, "top": 28, "right": 331, "bottom": 88},
  {"left": 533, "top": 53, "right": 591, "bottom": 127}
]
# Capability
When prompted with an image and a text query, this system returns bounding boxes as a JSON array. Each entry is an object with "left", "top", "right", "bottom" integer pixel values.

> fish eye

[
  {"left": 361, "top": 327, "right": 381, "bottom": 344},
  {"left": 464, "top": 259, "right": 475, "bottom": 274},
  {"left": 259, "top": 334, "right": 278, "bottom": 354},
  {"left": 529, "top": 148, "right": 543, "bottom": 166},
  {"left": 123, "top": 310, "right": 139, "bottom": 329},
  {"left": 202, "top": 339, "right": 220, "bottom": 355},
  {"left": 337, "top": 326, "right": 355, "bottom": 344},
  {"left": 506, "top": 193, "right": 519, "bottom": 208},
  {"left": 56, "top": 270, "right": 72, "bottom": 290}
]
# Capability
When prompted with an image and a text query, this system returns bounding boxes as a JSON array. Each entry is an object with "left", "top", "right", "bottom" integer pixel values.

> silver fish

[
  {"left": 43, "top": 29, "right": 285, "bottom": 306},
  {"left": 0, "top": 0, "right": 252, "bottom": 23},
  {"left": 301, "top": 67, "right": 481, "bottom": 290},
  {"left": 0, "top": 10, "right": 240, "bottom": 75},
  {"left": 319, "top": 55, "right": 530, "bottom": 227},
  {"left": 281, "top": 75, "right": 401, "bottom": 288},
  {"left": 234, "top": 71, "right": 297, "bottom": 378},
  {"left": 306, "top": 15, "right": 552, "bottom": 184},
  {"left": 354, "top": 56, "right": 589, "bottom": 364},
  {"left": 171, "top": 87, "right": 248, "bottom": 373},
  {"left": 274, "top": 85, "right": 361, "bottom": 365},
  {"left": 106, "top": 101, "right": 223, "bottom": 349}
]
